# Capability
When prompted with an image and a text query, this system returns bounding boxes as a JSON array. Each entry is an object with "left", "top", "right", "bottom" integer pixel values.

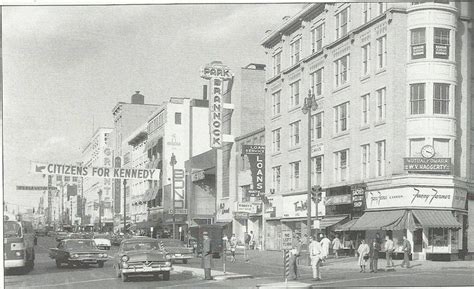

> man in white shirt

[
  {"left": 319, "top": 234, "right": 331, "bottom": 262},
  {"left": 384, "top": 235, "right": 395, "bottom": 268},
  {"left": 309, "top": 235, "right": 323, "bottom": 281}
]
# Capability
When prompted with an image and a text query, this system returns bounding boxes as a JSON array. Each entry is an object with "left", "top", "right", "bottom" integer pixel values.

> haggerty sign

[{"left": 30, "top": 161, "right": 160, "bottom": 180}]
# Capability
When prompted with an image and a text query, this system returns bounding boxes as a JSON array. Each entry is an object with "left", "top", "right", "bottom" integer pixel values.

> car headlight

[
  {"left": 121, "top": 255, "right": 129, "bottom": 262},
  {"left": 165, "top": 254, "right": 172, "bottom": 260},
  {"left": 71, "top": 254, "right": 79, "bottom": 258},
  {"left": 165, "top": 261, "right": 171, "bottom": 267},
  {"left": 101, "top": 253, "right": 108, "bottom": 258},
  {"left": 15, "top": 251, "right": 23, "bottom": 257},
  {"left": 122, "top": 262, "right": 129, "bottom": 268}
]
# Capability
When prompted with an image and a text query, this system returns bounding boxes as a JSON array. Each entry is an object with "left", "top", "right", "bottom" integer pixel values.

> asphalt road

[{"left": 4, "top": 237, "right": 474, "bottom": 288}]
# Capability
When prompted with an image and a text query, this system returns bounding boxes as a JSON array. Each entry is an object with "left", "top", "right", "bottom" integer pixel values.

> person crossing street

[
  {"left": 201, "top": 232, "right": 213, "bottom": 280},
  {"left": 309, "top": 235, "right": 323, "bottom": 281}
]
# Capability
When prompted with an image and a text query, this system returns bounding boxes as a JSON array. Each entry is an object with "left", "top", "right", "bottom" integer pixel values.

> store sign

[
  {"left": 351, "top": 184, "right": 366, "bottom": 210},
  {"left": 234, "top": 212, "right": 249, "bottom": 220},
  {"left": 366, "top": 187, "right": 467, "bottom": 210},
  {"left": 242, "top": 145, "right": 265, "bottom": 196},
  {"left": 311, "top": 143, "right": 324, "bottom": 156},
  {"left": 237, "top": 202, "right": 257, "bottom": 214},
  {"left": 325, "top": 194, "right": 352, "bottom": 206},
  {"left": 173, "top": 169, "right": 185, "bottom": 209},
  {"left": 30, "top": 161, "right": 160, "bottom": 180},
  {"left": 200, "top": 63, "right": 233, "bottom": 80},
  {"left": 16, "top": 186, "right": 57, "bottom": 191},
  {"left": 434, "top": 44, "right": 449, "bottom": 59},
  {"left": 282, "top": 194, "right": 316, "bottom": 218},
  {"left": 404, "top": 158, "right": 451, "bottom": 172},
  {"left": 191, "top": 170, "right": 205, "bottom": 182},
  {"left": 411, "top": 44, "right": 426, "bottom": 59}
]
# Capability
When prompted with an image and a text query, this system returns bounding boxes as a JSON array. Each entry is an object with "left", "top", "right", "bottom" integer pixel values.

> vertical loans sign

[{"left": 242, "top": 145, "right": 265, "bottom": 197}]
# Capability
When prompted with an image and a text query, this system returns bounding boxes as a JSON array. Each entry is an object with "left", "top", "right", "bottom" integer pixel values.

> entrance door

[{"left": 414, "top": 229, "right": 423, "bottom": 252}]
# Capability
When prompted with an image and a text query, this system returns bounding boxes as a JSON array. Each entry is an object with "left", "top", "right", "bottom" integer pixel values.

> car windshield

[
  {"left": 123, "top": 241, "right": 160, "bottom": 251},
  {"left": 161, "top": 239, "right": 185, "bottom": 247},
  {"left": 3, "top": 221, "right": 22, "bottom": 238},
  {"left": 66, "top": 240, "right": 96, "bottom": 250}
]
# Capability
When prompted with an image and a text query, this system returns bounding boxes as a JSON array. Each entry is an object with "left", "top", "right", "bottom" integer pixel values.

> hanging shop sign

[
  {"left": 351, "top": 184, "right": 366, "bottom": 210},
  {"left": 366, "top": 187, "right": 467, "bottom": 210},
  {"left": 234, "top": 212, "right": 249, "bottom": 220},
  {"left": 191, "top": 170, "right": 205, "bottom": 182},
  {"left": 242, "top": 145, "right": 265, "bottom": 197},
  {"left": 325, "top": 194, "right": 352, "bottom": 206},
  {"left": 200, "top": 62, "right": 233, "bottom": 80},
  {"left": 173, "top": 169, "right": 185, "bottom": 209},
  {"left": 30, "top": 161, "right": 160, "bottom": 180},
  {"left": 236, "top": 202, "right": 257, "bottom": 214}
]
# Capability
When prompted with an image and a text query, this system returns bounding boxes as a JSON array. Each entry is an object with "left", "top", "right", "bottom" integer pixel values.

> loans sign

[
  {"left": 30, "top": 161, "right": 160, "bottom": 180},
  {"left": 242, "top": 145, "right": 265, "bottom": 197}
]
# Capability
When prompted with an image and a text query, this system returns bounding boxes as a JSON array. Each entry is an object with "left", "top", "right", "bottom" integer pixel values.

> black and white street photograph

[{"left": 2, "top": 1, "right": 474, "bottom": 288}]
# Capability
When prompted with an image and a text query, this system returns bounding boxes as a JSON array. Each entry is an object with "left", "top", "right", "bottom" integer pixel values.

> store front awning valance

[
  {"left": 349, "top": 210, "right": 416, "bottom": 231},
  {"left": 319, "top": 216, "right": 348, "bottom": 229},
  {"left": 334, "top": 218, "right": 358, "bottom": 231},
  {"left": 412, "top": 210, "right": 461, "bottom": 229}
]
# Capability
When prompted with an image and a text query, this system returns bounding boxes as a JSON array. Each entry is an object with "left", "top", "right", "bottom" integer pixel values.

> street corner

[{"left": 213, "top": 273, "right": 254, "bottom": 281}]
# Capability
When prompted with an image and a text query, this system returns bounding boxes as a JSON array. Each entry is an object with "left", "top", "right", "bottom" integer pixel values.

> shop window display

[{"left": 428, "top": 228, "right": 449, "bottom": 247}]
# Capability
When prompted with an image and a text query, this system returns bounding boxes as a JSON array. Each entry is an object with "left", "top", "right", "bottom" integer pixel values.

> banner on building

[
  {"left": 242, "top": 145, "right": 265, "bottom": 197},
  {"left": 16, "top": 186, "right": 57, "bottom": 191},
  {"left": 30, "top": 161, "right": 160, "bottom": 180}
]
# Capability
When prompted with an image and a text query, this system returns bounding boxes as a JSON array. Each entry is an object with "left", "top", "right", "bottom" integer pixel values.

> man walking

[
  {"left": 249, "top": 231, "right": 255, "bottom": 250},
  {"left": 201, "top": 232, "right": 213, "bottom": 280},
  {"left": 229, "top": 233, "right": 237, "bottom": 263},
  {"left": 401, "top": 235, "right": 411, "bottom": 269},
  {"left": 332, "top": 235, "right": 342, "bottom": 259},
  {"left": 369, "top": 238, "right": 381, "bottom": 273},
  {"left": 384, "top": 235, "right": 395, "bottom": 269},
  {"left": 289, "top": 235, "right": 302, "bottom": 280},
  {"left": 319, "top": 234, "right": 331, "bottom": 263},
  {"left": 309, "top": 235, "right": 323, "bottom": 281}
]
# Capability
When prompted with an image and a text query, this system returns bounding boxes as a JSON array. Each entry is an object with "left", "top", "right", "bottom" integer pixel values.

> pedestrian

[
  {"left": 348, "top": 239, "right": 355, "bottom": 257},
  {"left": 319, "top": 233, "right": 331, "bottom": 262},
  {"left": 249, "top": 231, "right": 255, "bottom": 250},
  {"left": 289, "top": 235, "right": 302, "bottom": 280},
  {"left": 400, "top": 235, "right": 411, "bottom": 269},
  {"left": 245, "top": 232, "right": 251, "bottom": 250},
  {"left": 369, "top": 238, "right": 381, "bottom": 273},
  {"left": 229, "top": 233, "right": 237, "bottom": 263},
  {"left": 357, "top": 239, "right": 370, "bottom": 273},
  {"left": 201, "top": 231, "right": 213, "bottom": 280},
  {"left": 332, "top": 234, "right": 342, "bottom": 259},
  {"left": 301, "top": 234, "right": 308, "bottom": 250},
  {"left": 309, "top": 235, "right": 323, "bottom": 281},
  {"left": 384, "top": 235, "right": 395, "bottom": 268}
]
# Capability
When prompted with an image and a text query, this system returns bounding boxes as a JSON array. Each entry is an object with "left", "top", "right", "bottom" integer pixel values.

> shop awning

[
  {"left": 349, "top": 210, "right": 416, "bottom": 231},
  {"left": 412, "top": 210, "right": 461, "bottom": 229},
  {"left": 334, "top": 218, "right": 358, "bottom": 231},
  {"left": 142, "top": 188, "right": 158, "bottom": 202},
  {"left": 319, "top": 216, "right": 348, "bottom": 229}
]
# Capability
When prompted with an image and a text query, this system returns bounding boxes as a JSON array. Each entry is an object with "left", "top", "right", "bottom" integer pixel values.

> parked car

[
  {"left": 160, "top": 239, "right": 194, "bottom": 264},
  {"left": 67, "top": 233, "right": 83, "bottom": 239},
  {"left": 49, "top": 239, "right": 109, "bottom": 268},
  {"left": 55, "top": 231, "right": 69, "bottom": 242},
  {"left": 93, "top": 234, "right": 112, "bottom": 250},
  {"left": 111, "top": 234, "right": 124, "bottom": 246},
  {"left": 113, "top": 237, "right": 172, "bottom": 282}
]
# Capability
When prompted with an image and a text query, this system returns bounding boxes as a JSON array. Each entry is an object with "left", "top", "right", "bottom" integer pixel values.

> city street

[{"left": 4, "top": 237, "right": 474, "bottom": 288}]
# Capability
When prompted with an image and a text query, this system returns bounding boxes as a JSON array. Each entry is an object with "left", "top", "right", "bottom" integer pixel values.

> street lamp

[{"left": 302, "top": 89, "right": 318, "bottom": 240}]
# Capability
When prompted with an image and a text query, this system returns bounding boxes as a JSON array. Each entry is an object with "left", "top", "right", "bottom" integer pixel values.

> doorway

[{"left": 414, "top": 229, "right": 423, "bottom": 252}]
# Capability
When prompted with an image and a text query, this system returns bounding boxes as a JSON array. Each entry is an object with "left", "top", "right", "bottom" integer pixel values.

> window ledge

[
  {"left": 332, "top": 130, "right": 350, "bottom": 139},
  {"left": 360, "top": 74, "right": 370, "bottom": 83},
  {"left": 360, "top": 124, "right": 370, "bottom": 131},
  {"left": 374, "top": 120, "right": 386, "bottom": 127},
  {"left": 271, "top": 151, "right": 282, "bottom": 157},
  {"left": 288, "top": 105, "right": 302, "bottom": 113},
  {"left": 375, "top": 68, "right": 387, "bottom": 76},
  {"left": 266, "top": 74, "right": 281, "bottom": 85},
  {"left": 288, "top": 146, "right": 302, "bottom": 153},
  {"left": 333, "top": 83, "right": 350, "bottom": 94},
  {"left": 271, "top": 114, "right": 282, "bottom": 121}
]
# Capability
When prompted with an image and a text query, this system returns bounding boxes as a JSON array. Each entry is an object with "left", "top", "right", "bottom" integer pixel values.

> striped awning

[
  {"left": 334, "top": 218, "right": 358, "bottom": 231},
  {"left": 319, "top": 216, "right": 348, "bottom": 229},
  {"left": 349, "top": 210, "right": 416, "bottom": 231},
  {"left": 412, "top": 210, "right": 461, "bottom": 229}
]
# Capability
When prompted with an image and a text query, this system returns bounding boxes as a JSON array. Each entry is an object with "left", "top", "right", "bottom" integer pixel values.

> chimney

[
  {"left": 131, "top": 91, "right": 145, "bottom": 104},
  {"left": 202, "top": 85, "right": 208, "bottom": 100}
]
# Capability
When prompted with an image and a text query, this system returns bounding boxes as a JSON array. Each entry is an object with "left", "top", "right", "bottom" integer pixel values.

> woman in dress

[{"left": 357, "top": 239, "right": 370, "bottom": 273}]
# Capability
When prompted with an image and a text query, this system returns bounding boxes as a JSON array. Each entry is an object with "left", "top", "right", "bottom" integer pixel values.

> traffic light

[{"left": 311, "top": 185, "right": 322, "bottom": 203}]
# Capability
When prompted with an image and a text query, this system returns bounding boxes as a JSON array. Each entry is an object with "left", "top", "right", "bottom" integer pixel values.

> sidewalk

[{"left": 173, "top": 265, "right": 253, "bottom": 281}]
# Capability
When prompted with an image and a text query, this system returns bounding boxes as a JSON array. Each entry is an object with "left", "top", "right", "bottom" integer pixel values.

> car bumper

[
  {"left": 170, "top": 255, "right": 193, "bottom": 260},
  {"left": 5, "top": 259, "right": 26, "bottom": 268},
  {"left": 122, "top": 266, "right": 172, "bottom": 274},
  {"left": 68, "top": 258, "right": 108, "bottom": 264}
]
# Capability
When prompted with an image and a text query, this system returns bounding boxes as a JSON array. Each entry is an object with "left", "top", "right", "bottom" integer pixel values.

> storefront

[{"left": 342, "top": 186, "right": 466, "bottom": 261}]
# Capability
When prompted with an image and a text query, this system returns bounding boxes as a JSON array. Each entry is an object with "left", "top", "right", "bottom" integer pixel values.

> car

[
  {"left": 93, "top": 234, "right": 112, "bottom": 250},
  {"left": 67, "top": 233, "right": 83, "bottom": 239},
  {"left": 49, "top": 239, "right": 109, "bottom": 268},
  {"left": 55, "top": 231, "right": 68, "bottom": 242},
  {"left": 160, "top": 239, "right": 194, "bottom": 264},
  {"left": 113, "top": 237, "right": 172, "bottom": 282},
  {"left": 35, "top": 228, "right": 47, "bottom": 237}
]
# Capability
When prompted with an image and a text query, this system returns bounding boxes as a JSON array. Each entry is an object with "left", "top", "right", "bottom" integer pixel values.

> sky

[{"left": 2, "top": 3, "right": 305, "bottom": 213}]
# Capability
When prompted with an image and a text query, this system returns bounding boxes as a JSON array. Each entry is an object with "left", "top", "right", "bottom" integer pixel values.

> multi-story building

[
  {"left": 81, "top": 127, "right": 114, "bottom": 230},
  {"left": 111, "top": 92, "right": 159, "bottom": 230},
  {"left": 262, "top": 2, "right": 473, "bottom": 259}
]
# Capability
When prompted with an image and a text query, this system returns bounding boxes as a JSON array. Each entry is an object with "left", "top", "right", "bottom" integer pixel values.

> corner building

[{"left": 262, "top": 2, "right": 473, "bottom": 260}]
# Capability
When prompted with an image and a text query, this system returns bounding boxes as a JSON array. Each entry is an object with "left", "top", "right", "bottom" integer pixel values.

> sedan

[
  {"left": 49, "top": 239, "right": 109, "bottom": 268},
  {"left": 160, "top": 239, "right": 194, "bottom": 264},
  {"left": 113, "top": 237, "right": 172, "bottom": 282},
  {"left": 93, "top": 234, "right": 112, "bottom": 250}
]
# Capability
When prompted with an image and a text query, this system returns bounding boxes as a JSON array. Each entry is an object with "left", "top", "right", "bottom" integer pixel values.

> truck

[{"left": 188, "top": 223, "right": 231, "bottom": 258}]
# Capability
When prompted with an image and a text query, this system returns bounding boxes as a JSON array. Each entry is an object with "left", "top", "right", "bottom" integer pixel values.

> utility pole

[
  {"left": 302, "top": 89, "right": 318, "bottom": 239},
  {"left": 170, "top": 153, "right": 177, "bottom": 239}
]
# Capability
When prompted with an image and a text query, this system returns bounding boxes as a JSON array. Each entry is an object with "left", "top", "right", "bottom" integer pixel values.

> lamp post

[
  {"left": 170, "top": 153, "right": 177, "bottom": 239},
  {"left": 302, "top": 89, "right": 318, "bottom": 240}
]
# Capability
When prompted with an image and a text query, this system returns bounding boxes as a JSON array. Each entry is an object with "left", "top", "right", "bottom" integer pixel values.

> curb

[{"left": 172, "top": 266, "right": 253, "bottom": 281}]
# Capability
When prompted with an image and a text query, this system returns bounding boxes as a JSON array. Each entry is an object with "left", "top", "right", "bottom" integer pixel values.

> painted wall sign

[
  {"left": 16, "top": 186, "right": 57, "bottom": 191},
  {"left": 30, "top": 161, "right": 160, "bottom": 180},
  {"left": 242, "top": 145, "right": 265, "bottom": 196},
  {"left": 282, "top": 194, "right": 323, "bottom": 218},
  {"left": 236, "top": 202, "right": 257, "bottom": 214},
  {"left": 311, "top": 143, "right": 324, "bottom": 156},
  {"left": 403, "top": 158, "right": 451, "bottom": 172},
  {"left": 366, "top": 187, "right": 467, "bottom": 210}
]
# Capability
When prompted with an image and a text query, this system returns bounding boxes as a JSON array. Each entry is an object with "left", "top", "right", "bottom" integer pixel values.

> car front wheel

[
  {"left": 98, "top": 261, "right": 104, "bottom": 268},
  {"left": 162, "top": 271, "right": 170, "bottom": 281},
  {"left": 55, "top": 260, "right": 62, "bottom": 268}
]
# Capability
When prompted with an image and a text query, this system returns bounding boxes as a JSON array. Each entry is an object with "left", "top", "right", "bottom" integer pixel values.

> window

[
  {"left": 376, "top": 87, "right": 386, "bottom": 122},
  {"left": 272, "top": 91, "right": 281, "bottom": 116},
  {"left": 361, "top": 94, "right": 370, "bottom": 126},
  {"left": 311, "top": 24, "right": 324, "bottom": 53},
  {"left": 174, "top": 112, "right": 182, "bottom": 124},
  {"left": 272, "top": 128, "right": 281, "bottom": 153},
  {"left": 410, "top": 83, "right": 425, "bottom": 115},
  {"left": 290, "top": 121, "right": 300, "bottom": 147},
  {"left": 310, "top": 68, "right": 323, "bottom": 97},
  {"left": 290, "top": 81, "right": 300, "bottom": 107},
  {"left": 272, "top": 166, "right": 281, "bottom": 193},
  {"left": 363, "top": 3, "right": 371, "bottom": 24},
  {"left": 290, "top": 161, "right": 301, "bottom": 190},
  {"left": 376, "top": 36, "right": 387, "bottom": 69},
  {"left": 434, "top": 28, "right": 450, "bottom": 59},
  {"left": 334, "top": 102, "right": 349, "bottom": 133},
  {"left": 433, "top": 138, "right": 450, "bottom": 157},
  {"left": 411, "top": 28, "right": 426, "bottom": 59},
  {"left": 362, "top": 43, "right": 371, "bottom": 75},
  {"left": 334, "top": 149, "right": 349, "bottom": 182},
  {"left": 361, "top": 144, "right": 370, "bottom": 179},
  {"left": 311, "top": 112, "right": 323, "bottom": 140},
  {"left": 290, "top": 38, "right": 301, "bottom": 65},
  {"left": 433, "top": 83, "right": 450, "bottom": 114},
  {"left": 334, "top": 54, "right": 349, "bottom": 87},
  {"left": 428, "top": 228, "right": 449, "bottom": 247},
  {"left": 376, "top": 140, "right": 386, "bottom": 177},
  {"left": 410, "top": 138, "right": 425, "bottom": 157},
  {"left": 311, "top": 155, "right": 324, "bottom": 186},
  {"left": 335, "top": 7, "right": 349, "bottom": 39},
  {"left": 273, "top": 51, "right": 282, "bottom": 75},
  {"left": 377, "top": 2, "right": 387, "bottom": 15}
]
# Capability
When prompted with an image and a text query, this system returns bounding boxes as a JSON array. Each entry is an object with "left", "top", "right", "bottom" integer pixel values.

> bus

[{"left": 3, "top": 214, "right": 36, "bottom": 273}]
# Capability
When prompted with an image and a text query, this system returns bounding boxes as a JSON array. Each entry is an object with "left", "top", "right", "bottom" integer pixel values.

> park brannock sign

[{"left": 30, "top": 161, "right": 160, "bottom": 180}]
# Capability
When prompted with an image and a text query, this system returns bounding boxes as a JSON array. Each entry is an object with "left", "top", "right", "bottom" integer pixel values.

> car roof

[{"left": 122, "top": 237, "right": 157, "bottom": 243}]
